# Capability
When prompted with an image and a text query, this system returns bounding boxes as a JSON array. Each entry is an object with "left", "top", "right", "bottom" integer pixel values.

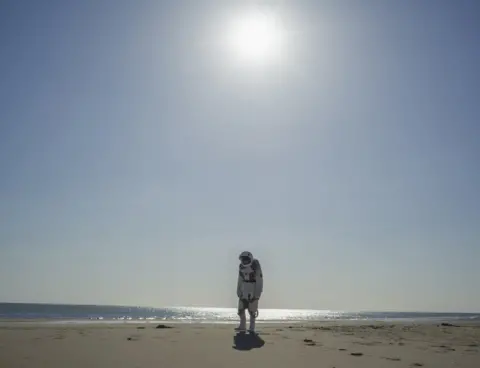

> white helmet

[{"left": 239, "top": 251, "right": 253, "bottom": 266}]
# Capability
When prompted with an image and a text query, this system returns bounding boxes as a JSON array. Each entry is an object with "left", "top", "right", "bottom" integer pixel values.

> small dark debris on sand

[
  {"left": 350, "top": 352, "right": 363, "bottom": 356},
  {"left": 156, "top": 324, "right": 173, "bottom": 329},
  {"left": 436, "top": 345, "right": 456, "bottom": 351},
  {"left": 303, "top": 338, "right": 316, "bottom": 346},
  {"left": 137, "top": 327, "right": 145, "bottom": 329},
  {"left": 383, "top": 357, "right": 401, "bottom": 361},
  {"left": 365, "top": 324, "right": 386, "bottom": 329},
  {"left": 338, "top": 348, "right": 347, "bottom": 351},
  {"left": 440, "top": 323, "right": 460, "bottom": 327},
  {"left": 411, "top": 363, "right": 424, "bottom": 367}
]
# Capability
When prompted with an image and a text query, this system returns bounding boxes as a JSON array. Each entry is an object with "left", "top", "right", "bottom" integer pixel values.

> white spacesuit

[{"left": 236, "top": 251, "right": 263, "bottom": 333}]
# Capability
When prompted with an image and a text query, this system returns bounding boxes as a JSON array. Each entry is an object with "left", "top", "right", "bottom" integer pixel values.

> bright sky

[{"left": 1, "top": 0, "right": 479, "bottom": 312}]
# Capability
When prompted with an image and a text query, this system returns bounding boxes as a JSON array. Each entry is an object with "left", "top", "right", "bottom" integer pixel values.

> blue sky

[{"left": 1, "top": 0, "right": 479, "bottom": 312}]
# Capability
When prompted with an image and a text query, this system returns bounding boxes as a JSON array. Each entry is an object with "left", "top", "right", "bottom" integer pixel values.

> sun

[{"left": 226, "top": 10, "right": 284, "bottom": 67}]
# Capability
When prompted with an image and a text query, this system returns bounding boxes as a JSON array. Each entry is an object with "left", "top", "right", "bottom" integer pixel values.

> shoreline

[{"left": 2, "top": 318, "right": 480, "bottom": 327}]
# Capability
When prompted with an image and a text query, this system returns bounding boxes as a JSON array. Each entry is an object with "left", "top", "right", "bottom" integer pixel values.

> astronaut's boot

[{"left": 235, "top": 310, "right": 247, "bottom": 331}]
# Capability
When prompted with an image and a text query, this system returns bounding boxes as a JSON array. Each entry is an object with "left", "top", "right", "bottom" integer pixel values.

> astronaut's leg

[
  {"left": 236, "top": 299, "right": 247, "bottom": 331},
  {"left": 247, "top": 299, "right": 259, "bottom": 332}
]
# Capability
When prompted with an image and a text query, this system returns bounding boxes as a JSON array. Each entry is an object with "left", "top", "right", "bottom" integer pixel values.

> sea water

[{"left": 0, "top": 303, "right": 478, "bottom": 324}]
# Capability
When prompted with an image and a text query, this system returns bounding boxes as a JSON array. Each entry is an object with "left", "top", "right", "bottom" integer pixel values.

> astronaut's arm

[
  {"left": 237, "top": 272, "right": 242, "bottom": 298},
  {"left": 254, "top": 262, "right": 263, "bottom": 299}
]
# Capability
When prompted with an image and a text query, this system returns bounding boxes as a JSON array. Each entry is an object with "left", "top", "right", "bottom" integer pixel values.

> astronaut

[{"left": 236, "top": 251, "right": 263, "bottom": 333}]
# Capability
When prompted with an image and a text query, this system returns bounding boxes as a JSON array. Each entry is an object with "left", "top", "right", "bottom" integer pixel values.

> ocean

[{"left": 0, "top": 303, "right": 478, "bottom": 324}]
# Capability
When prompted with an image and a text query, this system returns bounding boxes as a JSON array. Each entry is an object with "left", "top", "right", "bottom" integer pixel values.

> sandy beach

[{"left": 0, "top": 321, "right": 479, "bottom": 368}]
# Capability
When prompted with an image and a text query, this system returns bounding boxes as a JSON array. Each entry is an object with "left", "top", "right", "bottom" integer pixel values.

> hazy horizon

[{"left": 1, "top": 1, "right": 479, "bottom": 313}]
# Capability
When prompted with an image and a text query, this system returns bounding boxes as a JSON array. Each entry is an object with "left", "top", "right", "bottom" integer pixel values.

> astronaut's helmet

[{"left": 239, "top": 251, "right": 253, "bottom": 266}]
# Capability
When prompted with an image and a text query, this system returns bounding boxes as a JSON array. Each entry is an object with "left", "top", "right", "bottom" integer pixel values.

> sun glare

[{"left": 226, "top": 10, "right": 284, "bottom": 67}]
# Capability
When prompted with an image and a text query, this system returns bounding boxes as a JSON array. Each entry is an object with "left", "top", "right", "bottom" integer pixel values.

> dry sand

[{"left": 0, "top": 321, "right": 479, "bottom": 367}]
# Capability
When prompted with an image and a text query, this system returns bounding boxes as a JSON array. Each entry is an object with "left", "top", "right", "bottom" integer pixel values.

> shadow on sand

[{"left": 232, "top": 332, "right": 265, "bottom": 351}]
